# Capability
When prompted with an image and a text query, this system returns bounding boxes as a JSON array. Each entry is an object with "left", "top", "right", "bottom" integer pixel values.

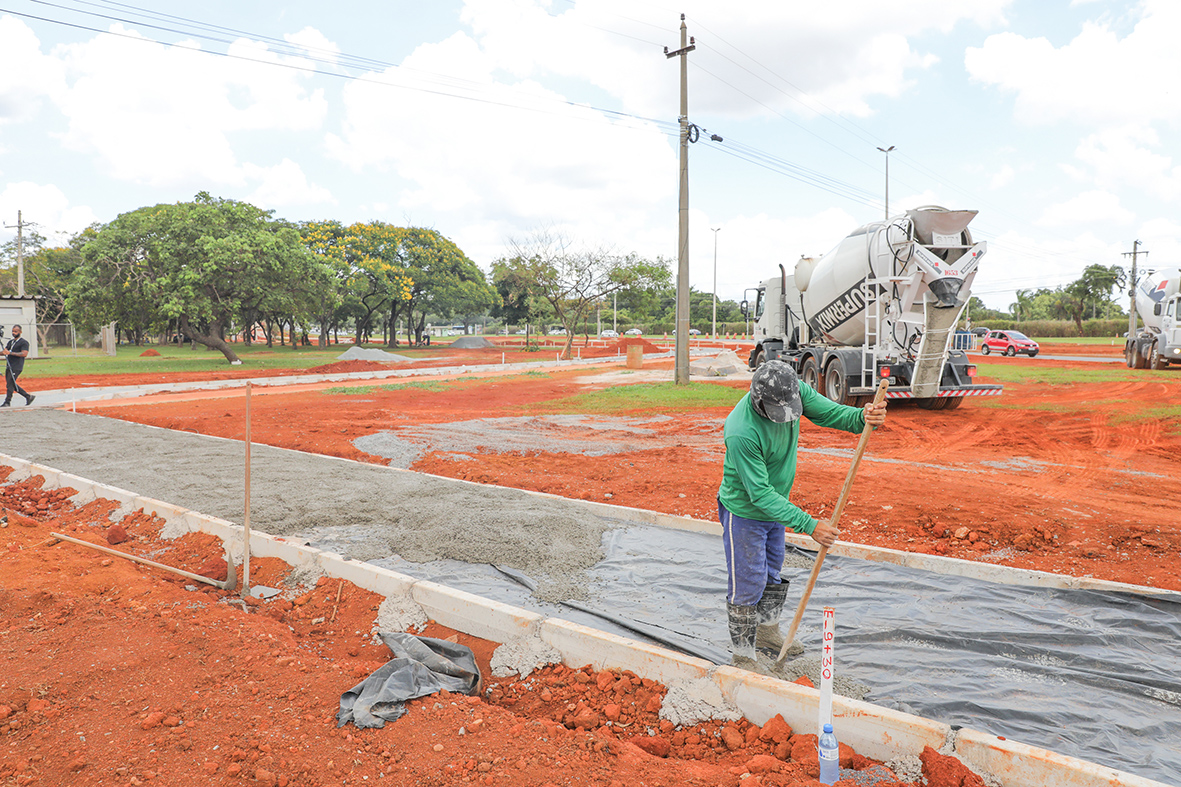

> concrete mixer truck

[
  {"left": 742, "top": 206, "right": 1003, "bottom": 409},
  {"left": 1124, "top": 268, "right": 1181, "bottom": 368}
]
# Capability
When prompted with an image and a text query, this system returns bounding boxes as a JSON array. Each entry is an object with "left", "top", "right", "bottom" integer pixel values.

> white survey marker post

[{"left": 819, "top": 606, "right": 835, "bottom": 731}]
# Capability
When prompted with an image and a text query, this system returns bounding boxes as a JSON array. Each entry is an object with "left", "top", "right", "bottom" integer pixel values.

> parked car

[
  {"left": 980, "top": 330, "right": 1039, "bottom": 357},
  {"left": 624, "top": 328, "right": 643, "bottom": 336},
  {"left": 600, "top": 330, "right": 619, "bottom": 338},
  {"left": 548, "top": 328, "right": 566, "bottom": 335},
  {"left": 970, "top": 326, "right": 989, "bottom": 337},
  {"left": 689, "top": 328, "right": 701, "bottom": 335}
]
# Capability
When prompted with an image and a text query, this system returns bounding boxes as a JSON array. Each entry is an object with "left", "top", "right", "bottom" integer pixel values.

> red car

[{"left": 980, "top": 330, "right": 1039, "bottom": 357}]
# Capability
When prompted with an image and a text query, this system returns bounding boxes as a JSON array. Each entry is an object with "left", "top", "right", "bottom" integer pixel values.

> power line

[{"left": 1, "top": 4, "right": 681, "bottom": 138}]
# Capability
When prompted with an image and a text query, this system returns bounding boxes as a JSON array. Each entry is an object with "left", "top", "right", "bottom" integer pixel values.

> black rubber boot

[{"left": 755, "top": 579, "right": 803, "bottom": 656}]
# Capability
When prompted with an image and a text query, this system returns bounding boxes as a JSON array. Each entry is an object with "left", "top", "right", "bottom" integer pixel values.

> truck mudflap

[{"left": 849, "top": 385, "right": 1003, "bottom": 399}]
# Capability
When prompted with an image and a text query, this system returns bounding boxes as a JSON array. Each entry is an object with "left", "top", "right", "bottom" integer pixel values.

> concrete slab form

[{"left": 1, "top": 452, "right": 1169, "bottom": 787}]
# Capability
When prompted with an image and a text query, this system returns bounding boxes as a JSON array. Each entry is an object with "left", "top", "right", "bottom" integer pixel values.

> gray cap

[{"left": 750, "top": 360, "right": 804, "bottom": 423}]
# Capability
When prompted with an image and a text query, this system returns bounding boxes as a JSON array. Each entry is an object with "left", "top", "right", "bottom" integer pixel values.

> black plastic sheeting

[
  {"left": 364, "top": 526, "right": 1181, "bottom": 783},
  {"left": 337, "top": 633, "right": 480, "bottom": 728}
]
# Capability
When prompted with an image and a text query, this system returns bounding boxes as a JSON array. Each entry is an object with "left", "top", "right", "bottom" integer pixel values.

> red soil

[
  {"left": 138, "top": 349, "right": 161, "bottom": 357},
  {"left": 305, "top": 360, "right": 403, "bottom": 374},
  {"left": 0, "top": 470, "right": 977, "bottom": 786}
]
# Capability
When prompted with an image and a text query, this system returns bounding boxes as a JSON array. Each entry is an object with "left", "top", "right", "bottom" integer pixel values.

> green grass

[
  {"left": 540, "top": 381, "right": 746, "bottom": 414},
  {"left": 1109, "top": 406, "right": 1181, "bottom": 433},
  {"left": 1027, "top": 335, "right": 1126, "bottom": 346},
  {"left": 22, "top": 343, "right": 435, "bottom": 378},
  {"left": 322, "top": 381, "right": 450, "bottom": 396},
  {"left": 974, "top": 363, "right": 1169, "bottom": 385}
]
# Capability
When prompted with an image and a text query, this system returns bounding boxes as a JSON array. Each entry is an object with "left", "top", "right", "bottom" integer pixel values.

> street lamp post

[
  {"left": 877, "top": 145, "right": 895, "bottom": 220},
  {"left": 711, "top": 227, "right": 721, "bottom": 338}
]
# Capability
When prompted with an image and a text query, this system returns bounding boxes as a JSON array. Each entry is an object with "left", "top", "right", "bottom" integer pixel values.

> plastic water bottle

[{"left": 818, "top": 722, "right": 840, "bottom": 785}]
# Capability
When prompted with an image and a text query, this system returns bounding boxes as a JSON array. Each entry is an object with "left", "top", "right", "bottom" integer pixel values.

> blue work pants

[{"left": 718, "top": 500, "right": 785, "bottom": 606}]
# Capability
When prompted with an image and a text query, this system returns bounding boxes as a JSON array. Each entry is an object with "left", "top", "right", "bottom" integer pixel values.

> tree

[
  {"left": 398, "top": 228, "right": 493, "bottom": 347},
  {"left": 500, "top": 231, "right": 671, "bottom": 359},
  {"left": 491, "top": 260, "right": 542, "bottom": 339},
  {"left": 70, "top": 193, "right": 322, "bottom": 363},
  {"left": 342, "top": 222, "right": 414, "bottom": 346},
  {"left": 298, "top": 220, "right": 354, "bottom": 347},
  {"left": 1011, "top": 289, "right": 1034, "bottom": 322}
]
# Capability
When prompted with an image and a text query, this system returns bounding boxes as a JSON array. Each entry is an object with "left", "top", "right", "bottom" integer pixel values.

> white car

[
  {"left": 600, "top": 330, "right": 619, "bottom": 338},
  {"left": 548, "top": 328, "right": 566, "bottom": 335},
  {"left": 624, "top": 328, "right": 642, "bottom": 336}
]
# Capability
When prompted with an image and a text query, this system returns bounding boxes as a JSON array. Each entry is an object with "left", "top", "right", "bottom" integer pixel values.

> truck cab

[{"left": 1125, "top": 269, "right": 1181, "bottom": 369}]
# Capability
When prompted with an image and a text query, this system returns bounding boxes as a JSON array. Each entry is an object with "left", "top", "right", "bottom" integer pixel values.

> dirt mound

[
  {"left": 139, "top": 349, "right": 161, "bottom": 357},
  {"left": 336, "top": 345, "right": 413, "bottom": 362},
  {"left": 307, "top": 359, "right": 396, "bottom": 374},
  {"left": 450, "top": 336, "right": 496, "bottom": 349}
]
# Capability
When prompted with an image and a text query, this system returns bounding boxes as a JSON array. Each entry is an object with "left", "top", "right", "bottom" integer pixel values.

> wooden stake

[
  {"left": 330, "top": 580, "right": 344, "bottom": 622},
  {"left": 776, "top": 378, "right": 889, "bottom": 665},
  {"left": 241, "top": 381, "right": 252, "bottom": 598}
]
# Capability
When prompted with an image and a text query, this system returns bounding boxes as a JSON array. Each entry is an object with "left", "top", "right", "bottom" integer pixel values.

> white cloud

[
  {"left": 326, "top": 31, "right": 675, "bottom": 261},
  {"left": 965, "top": 0, "right": 1181, "bottom": 127},
  {"left": 460, "top": 0, "right": 1011, "bottom": 119},
  {"left": 1037, "top": 189, "right": 1134, "bottom": 227},
  {"left": 243, "top": 159, "right": 335, "bottom": 208},
  {"left": 990, "top": 164, "right": 1014, "bottom": 189},
  {"left": 284, "top": 27, "right": 340, "bottom": 64},
  {"left": 0, "top": 182, "right": 97, "bottom": 246},
  {"left": 0, "top": 16, "right": 66, "bottom": 125},
  {"left": 1073, "top": 126, "right": 1181, "bottom": 201},
  {"left": 49, "top": 24, "right": 329, "bottom": 186}
]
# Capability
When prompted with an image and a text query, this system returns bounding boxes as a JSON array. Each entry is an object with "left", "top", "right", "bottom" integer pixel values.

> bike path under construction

[{"left": 0, "top": 410, "right": 1176, "bottom": 786}]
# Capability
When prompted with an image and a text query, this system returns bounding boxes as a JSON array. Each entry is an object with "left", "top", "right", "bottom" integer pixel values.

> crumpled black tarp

[{"left": 337, "top": 632, "right": 480, "bottom": 728}]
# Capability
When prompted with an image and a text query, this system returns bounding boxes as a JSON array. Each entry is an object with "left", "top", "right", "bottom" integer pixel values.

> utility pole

[
  {"left": 1123, "top": 239, "right": 1148, "bottom": 338},
  {"left": 711, "top": 227, "right": 720, "bottom": 338},
  {"left": 666, "top": 15, "right": 694, "bottom": 384},
  {"left": 3, "top": 210, "right": 26, "bottom": 297},
  {"left": 877, "top": 146, "right": 894, "bottom": 220},
  {"left": 613, "top": 291, "right": 617, "bottom": 332}
]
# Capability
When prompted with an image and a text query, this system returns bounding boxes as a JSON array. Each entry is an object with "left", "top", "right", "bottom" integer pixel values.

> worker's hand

[
  {"left": 810, "top": 519, "right": 839, "bottom": 548},
  {"left": 863, "top": 399, "right": 887, "bottom": 428}
]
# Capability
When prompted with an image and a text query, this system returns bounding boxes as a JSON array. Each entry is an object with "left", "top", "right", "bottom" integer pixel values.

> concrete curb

[{"left": 1, "top": 453, "right": 1168, "bottom": 787}]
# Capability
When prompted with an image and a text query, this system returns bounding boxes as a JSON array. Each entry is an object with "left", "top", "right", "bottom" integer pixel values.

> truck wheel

[
  {"left": 940, "top": 396, "right": 964, "bottom": 410},
  {"left": 801, "top": 356, "right": 820, "bottom": 389},
  {"left": 1126, "top": 344, "right": 1136, "bottom": 368},
  {"left": 981, "top": 344, "right": 991, "bottom": 355},
  {"left": 752, "top": 348, "right": 766, "bottom": 369},
  {"left": 1004, "top": 346, "right": 1017, "bottom": 356},
  {"left": 823, "top": 361, "right": 856, "bottom": 406},
  {"left": 1151, "top": 344, "right": 1169, "bottom": 370},
  {"left": 1135, "top": 344, "right": 1150, "bottom": 369}
]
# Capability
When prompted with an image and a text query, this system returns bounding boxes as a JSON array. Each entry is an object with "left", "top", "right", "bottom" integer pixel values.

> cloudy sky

[{"left": 0, "top": 0, "right": 1177, "bottom": 311}]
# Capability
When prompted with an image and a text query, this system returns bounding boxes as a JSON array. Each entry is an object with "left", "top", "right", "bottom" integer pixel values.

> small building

[{"left": 0, "top": 297, "right": 40, "bottom": 358}]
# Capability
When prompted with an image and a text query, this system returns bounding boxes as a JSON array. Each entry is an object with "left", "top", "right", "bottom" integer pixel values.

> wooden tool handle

[{"left": 775, "top": 378, "right": 888, "bottom": 664}]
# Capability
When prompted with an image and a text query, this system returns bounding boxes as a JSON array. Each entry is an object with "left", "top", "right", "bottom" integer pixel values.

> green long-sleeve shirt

[{"left": 718, "top": 383, "right": 865, "bottom": 535}]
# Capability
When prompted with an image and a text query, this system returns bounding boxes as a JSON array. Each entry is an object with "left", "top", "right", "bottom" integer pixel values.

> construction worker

[{"left": 717, "top": 359, "right": 886, "bottom": 671}]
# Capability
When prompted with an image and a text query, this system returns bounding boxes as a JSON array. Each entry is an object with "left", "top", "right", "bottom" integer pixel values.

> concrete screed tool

[{"left": 776, "top": 377, "right": 889, "bottom": 666}]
